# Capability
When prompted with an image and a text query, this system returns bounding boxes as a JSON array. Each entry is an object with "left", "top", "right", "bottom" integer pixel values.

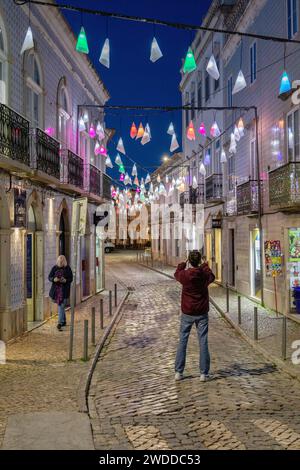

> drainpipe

[{"left": 254, "top": 106, "right": 264, "bottom": 307}]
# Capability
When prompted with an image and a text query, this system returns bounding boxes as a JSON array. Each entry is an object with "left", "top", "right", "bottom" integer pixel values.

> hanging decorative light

[
  {"left": 134, "top": 176, "right": 139, "bottom": 186},
  {"left": 234, "top": 125, "right": 240, "bottom": 142},
  {"left": 167, "top": 122, "right": 175, "bottom": 135},
  {"left": 99, "top": 145, "right": 107, "bottom": 156},
  {"left": 124, "top": 173, "right": 131, "bottom": 185},
  {"left": 204, "top": 152, "right": 211, "bottom": 165},
  {"left": 119, "top": 164, "right": 126, "bottom": 174},
  {"left": 145, "top": 173, "right": 151, "bottom": 184},
  {"left": 136, "top": 123, "right": 144, "bottom": 139},
  {"left": 198, "top": 122, "right": 206, "bottom": 136},
  {"left": 192, "top": 175, "right": 198, "bottom": 189},
  {"left": 105, "top": 155, "right": 113, "bottom": 168},
  {"left": 89, "top": 124, "right": 96, "bottom": 139},
  {"left": 99, "top": 38, "right": 110, "bottom": 68},
  {"left": 141, "top": 124, "right": 151, "bottom": 145},
  {"left": 279, "top": 71, "right": 292, "bottom": 96},
  {"left": 206, "top": 55, "right": 220, "bottom": 81},
  {"left": 96, "top": 122, "right": 105, "bottom": 140},
  {"left": 83, "top": 110, "right": 89, "bottom": 123},
  {"left": 150, "top": 37, "right": 163, "bottom": 63},
  {"left": 149, "top": 182, "right": 154, "bottom": 193},
  {"left": 94, "top": 141, "right": 100, "bottom": 155},
  {"left": 131, "top": 163, "right": 137, "bottom": 176},
  {"left": 183, "top": 47, "right": 197, "bottom": 74},
  {"left": 220, "top": 147, "right": 227, "bottom": 163},
  {"left": 20, "top": 26, "right": 34, "bottom": 55},
  {"left": 157, "top": 174, "right": 161, "bottom": 183},
  {"left": 229, "top": 133, "right": 237, "bottom": 154},
  {"left": 238, "top": 117, "right": 245, "bottom": 137},
  {"left": 187, "top": 121, "right": 196, "bottom": 141},
  {"left": 119, "top": 173, "right": 125, "bottom": 182},
  {"left": 76, "top": 27, "right": 89, "bottom": 54},
  {"left": 210, "top": 121, "right": 221, "bottom": 138},
  {"left": 115, "top": 153, "right": 122, "bottom": 166},
  {"left": 78, "top": 117, "right": 86, "bottom": 132},
  {"left": 130, "top": 122, "right": 138, "bottom": 139},
  {"left": 117, "top": 137, "right": 126, "bottom": 155},
  {"left": 170, "top": 133, "right": 179, "bottom": 152},
  {"left": 232, "top": 70, "right": 247, "bottom": 95},
  {"left": 199, "top": 162, "right": 206, "bottom": 176}
]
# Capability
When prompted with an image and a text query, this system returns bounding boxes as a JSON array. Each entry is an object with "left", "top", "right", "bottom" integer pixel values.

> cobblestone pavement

[
  {"left": 89, "top": 253, "right": 300, "bottom": 450},
  {"left": 0, "top": 261, "right": 125, "bottom": 448}
]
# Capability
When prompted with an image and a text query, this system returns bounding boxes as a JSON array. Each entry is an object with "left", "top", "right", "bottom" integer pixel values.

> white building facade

[{"left": 0, "top": 0, "right": 111, "bottom": 341}]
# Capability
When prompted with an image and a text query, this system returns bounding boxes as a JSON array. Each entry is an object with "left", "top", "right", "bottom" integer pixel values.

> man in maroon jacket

[{"left": 174, "top": 250, "right": 215, "bottom": 382}]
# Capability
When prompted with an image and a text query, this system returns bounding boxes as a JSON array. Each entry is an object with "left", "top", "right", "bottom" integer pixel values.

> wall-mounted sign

[
  {"left": 14, "top": 188, "right": 27, "bottom": 228},
  {"left": 212, "top": 218, "right": 222, "bottom": 229},
  {"left": 265, "top": 240, "right": 283, "bottom": 277},
  {"left": 288, "top": 228, "right": 300, "bottom": 262}
]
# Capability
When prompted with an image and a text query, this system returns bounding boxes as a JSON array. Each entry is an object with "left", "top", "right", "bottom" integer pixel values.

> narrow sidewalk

[{"left": 138, "top": 257, "right": 300, "bottom": 381}]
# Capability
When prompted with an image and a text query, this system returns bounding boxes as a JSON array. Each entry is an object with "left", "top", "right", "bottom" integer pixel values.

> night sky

[{"left": 56, "top": 0, "right": 212, "bottom": 181}]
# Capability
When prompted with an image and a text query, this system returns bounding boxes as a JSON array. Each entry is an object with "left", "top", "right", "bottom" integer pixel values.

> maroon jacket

[{"left": 174, "top": 262, "right": 215, "bottom": 316}]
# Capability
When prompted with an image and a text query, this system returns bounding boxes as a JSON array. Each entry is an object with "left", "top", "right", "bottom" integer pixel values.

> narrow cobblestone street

[{"left": 89, "top": 253, "right": 300, "bottom": 450}]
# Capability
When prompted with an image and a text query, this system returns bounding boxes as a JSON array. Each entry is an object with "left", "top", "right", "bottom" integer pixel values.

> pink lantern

[
  {"left": 45, "top": 127, "right": 55, "bottom": 137},
  {"left": 89, "top": 124, "right": 96, "bottom": 139},
  {"left": 120, "top": 173, "right": 125, "bottom": 182},
  {"left": 136, "top": 187, "right": 141, "bottom": 193},
  {"left": 198, "top": 122, "right": 206, "bottom": 135},
  {"left": 99, "top": 145, "right": 107, "bottom": 156}
]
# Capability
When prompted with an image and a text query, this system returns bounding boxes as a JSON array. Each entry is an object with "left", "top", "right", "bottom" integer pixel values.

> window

[
  {"left": 205, "top": 72, "right": 210, "bottom": 102},
  {"left": 190, "top": 82, "right": 195, "bottom": 120},
  {"left": 287, "top": 109, "right": 300, "bottom": 162},
  {"left": 287, "top": 0, "right": 299, "bottom": 39},
  {"left": 214, "top": 139, "right": 221, "bottom": 174},
  {"left": 185, "top": 91, "right": 189, "bottom": 127},
  {"left": 227, "top": 76, "right": 233, "bottom": 107},
  {"left": 228, "top": 154, "right": 236, "bottom": 191},
  {"left": 250, "top": 42, "right": 257, "bottom": 84},
  {"left": 197, "top": 72, "right": 202, "bottom": 110},
  {"left": 25, "top": 52, "right": 43, "bottom": 128},
  {"left": 57, "top": 79, "right": 70, "bottom": 148},
  {"left": 205, "top": 147, "right": 212, "bottom": 176},
  {"left": 0, "top": 20, "right": 8, "bottom": 105}
]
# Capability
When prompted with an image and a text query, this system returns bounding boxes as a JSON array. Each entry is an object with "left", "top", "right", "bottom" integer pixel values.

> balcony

[
  {"left": 269, "top": 162, "right": 300, "bottom": 210},
  {"left": 205, "top": 174, "right": 223, "bottom": 203},
  {"left": 0, "top": 103, "right": 30, "bottom": 167},
  {"left": 237, "top": 180, "right": 259, "bottom": 215},
  {"left": 32, "top": 128, "right": 60, "bottom": 180},
  {"left": 61, "top": 149, "right": 84, "bottom": 189},
  {"left": 102, "top": 172, "right": 112, "bottom": 200},
  {"left": 89, "top": 164, "right": 101, "bottom": 196}
]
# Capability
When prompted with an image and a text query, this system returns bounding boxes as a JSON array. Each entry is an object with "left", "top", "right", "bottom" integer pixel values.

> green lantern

[
  {"left": 76, "top": 27, "right": 89, "bottom": 54},
  {"left": 119, "top": 164, "right": 125, "bottom": 174},
  {"left": 183, "top": 47, "right": 197, "bottom": 73}
]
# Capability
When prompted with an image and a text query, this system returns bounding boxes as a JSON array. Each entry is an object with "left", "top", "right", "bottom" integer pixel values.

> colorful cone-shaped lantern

[
  {"left": 20, "top": 26, "right": 34, "bottom": 55},
  {"left": 131, "top": 163, "right": 137, "bottom": 176},
  {"left": 79, "top": 117, "right": 86, "bottom": 132},
  {"left": 99, "top": 38, "right": 110, "bottom": 68},
  {"left": 120, "top": 173, "right": 125, "bottom": 182},
  {"left": 145, "top": 173, "right": 151, "bottom": 184},
  {"left": 232, "top": 70, "right": 247, "bottom": 95},
  {"left": 136, "top": 123, "right": 144, "bottom": 139},
  {"left": 234, "top": 125, "right": 240, "bottom": 142},
  {"left": 210, "top": 121, "right": 221, "bottom": 138},
  {"left": 206, "top": 54, "right": 220, "bottom": 81},
  {"left": 187, "top": 121, "right": 196, "bottom": 141},
  {"left": 170, "top": 133, "right": 179, "bottom": 152},
  {"left": 89, "top": 124, "right": 96, "bottom": 139},
  {"left": 76, "top": 27, "right": 89, "bottom": 54},
  {"left": 105, "top": 155, "right": 113, "bottom": 168},
  {"left": 134, "top": 176, "right": 139, "bottom": 186},
  {"left": 150, "top": 37, "right": 163, "bottom": 63},
  {"left": 119, "top": 164, "right": 125, "bottom": 174},
  {"left": 167, "top": 122, "right": 175, "bottom": 135},
  {"left": 279, "top": 71, "right": 292, "bottom": 95},
  {"left": 130, "top": 122, "right": 138, "bottom": 139},
  {"left": 198, "top": 122, "right": 206, "bottom": 136},
  {"left": 115, "top": 153, "right": 122, "bottom": 166},
  {"left": 229, "top": 133, "right": 237, "bottom": 154},
  {"left": 157, "top": 174, "right": 161, "bottom": 183},
  {"left": 183, "top": 47, "right": 197, "bottom": 74},
  {"left": 124, "top": 173, "right": 131, "bottom": 185},
  {"left": 238, "top": 118, "right": 245, "bottom": 137},
  {"left": 117, "top": 137, "right": 126, "bottom": 155},
  {"left": 141, "top": 124, "right": 151, "bottom": 145},
  {"left": 94, "top": 141, "right": 100, "bottom": 155},
  {"left": 199, "top": 163, "right": 206, "bottom": 176},
  {"left": 96, "top": 122, "right": 105, "bottom": 140},
  {"left": 220, "top": 147, "right": 227, "bottom": 163},
  {"left": 192, "top": 176, "right": 198, "bottom": 189}
]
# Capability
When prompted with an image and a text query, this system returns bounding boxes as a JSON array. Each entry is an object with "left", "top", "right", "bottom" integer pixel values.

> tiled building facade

[{"left": 0, "top": 0, "right": 111, "bottom": 340}]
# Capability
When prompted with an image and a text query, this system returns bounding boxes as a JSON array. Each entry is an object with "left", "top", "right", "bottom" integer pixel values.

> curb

[
  {"left": 139, "top": 261, "right": 300, "bottom": 385},
  {"left": 77, "top": 290, "right": 130, "bottom": 414}
]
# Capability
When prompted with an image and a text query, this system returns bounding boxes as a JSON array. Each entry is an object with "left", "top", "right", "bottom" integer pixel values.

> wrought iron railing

[
  {"left": 237, "top": 180, "right": 259, "bottom": 215},
  {"left": 180, "top": 185, "right": 205, "bottom": 207},
  {"left": 33, "top": 128, "right": 60, "bottom": 179},
  {"left": 269, "top": 162, "right": 300, "bottom": 208},
  {"left": 0, "top": 103, "right": 30, "bottom": 166},
  {"left": 89, "top": 164, "right": 101, "bottom": 196},
  {"left": 205, "top": 174, "right": 223, "bottom": 202},
  {"left": 62, "top": 150, "right": 84, "bottom": 189},
  {"left": 102, "top": 172, "right": 112, "bottom": 200}
]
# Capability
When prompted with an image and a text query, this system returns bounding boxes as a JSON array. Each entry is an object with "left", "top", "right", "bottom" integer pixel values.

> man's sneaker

[
  {"left": 57, "top": 323, "right": 62, "bottom": 331},
  {"left": 200, "top": 374, "right": 209, "bottom": 382},
  {"left": 175, "top": 372, "right": 184, "bottom": 381}
]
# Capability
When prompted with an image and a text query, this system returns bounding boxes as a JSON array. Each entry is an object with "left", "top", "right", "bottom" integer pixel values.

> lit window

[
  {"left": 287, "top": 109, "right": 300, "bottom": 162},
  {"left": 0, "top": 21, "right": 8, "bottom": 104},
  {"left": 25, "top": 52, "right": 43, "bottom": 128},
  {"left": 57, "top": 80, "right": 70, "bottom": 148}
]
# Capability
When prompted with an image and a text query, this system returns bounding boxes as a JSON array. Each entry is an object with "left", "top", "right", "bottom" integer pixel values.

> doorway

[
  {"left": 95, "top": 236, "right": 104, "bottom": 292},
  {"left": 251, "top": 228, "right": 261, "bottom": 299},
  {"left": 228, "top": 229, "right": 235, "bottom": 286},
  {"left": 26, "top": 205, "right": 37, "bottom": 322}
]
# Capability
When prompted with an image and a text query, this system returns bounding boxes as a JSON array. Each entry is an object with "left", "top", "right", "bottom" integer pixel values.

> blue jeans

[
  {"left": 175, "top": 313, "right": 210, "bottom": 375},
  {"left": 58, "top": 300, "right": 67, "bottom": 325}
]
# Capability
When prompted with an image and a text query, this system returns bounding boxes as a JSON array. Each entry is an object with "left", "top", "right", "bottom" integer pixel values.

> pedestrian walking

[
  {"left": 49, "top": 255, "right": 73, "bottom": 331},
  {"left": 174, "top": 250, "right": 215, "bottom": 382}
]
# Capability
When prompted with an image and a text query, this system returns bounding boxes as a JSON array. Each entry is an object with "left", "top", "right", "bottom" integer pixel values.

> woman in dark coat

[{"left": 49, "top": 255, "right": 73, "bottom": 330}]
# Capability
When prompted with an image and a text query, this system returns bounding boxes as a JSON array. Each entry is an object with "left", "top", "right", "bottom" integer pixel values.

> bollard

[
  {"left": 91, "top": 307, "right": 95, "bottom": 346},
  {"left": 109, "top": 290, "right": 112, "bottom": 316},
  {"left": 238, "top": 296, "right": 242, "bottom": 325},
  {"left": 100, "top": 298, "right": 104, "bottom": 329},
  {"left": 136, "top": 253, "right": 138, "bottom": 263},
  {"left": 226, "top": 284, "right": 230, "bottom": 313},
  {"left": 254, "top": 306, "right": 258, "bottom": 340},
  {"left": 282, "top": 316, "right": 287, "bottom": 360},
  {"left": 114, "top": 283, "right": 117, "bottom": 307},
  {"left": 83, "top": 319, "right": 88, "bottom": 361}
]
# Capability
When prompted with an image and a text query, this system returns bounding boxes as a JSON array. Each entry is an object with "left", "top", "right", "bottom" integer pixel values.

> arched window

[
  {"left": 0, "top": 17, "right": 8, "bottom": 104},
  {"left": 24, "top": 51, "right": 43, "bottom": 128},
  {"left": 57, "top": 78, "right": 71, "bottom": 148}
]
